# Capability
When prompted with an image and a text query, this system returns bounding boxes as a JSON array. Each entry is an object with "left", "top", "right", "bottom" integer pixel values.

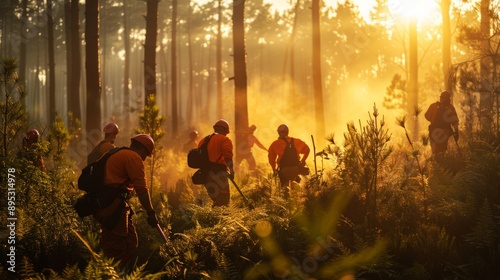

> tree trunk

[
  {"left": 290, "top": 0, "right": 300, "bottom": 109},
  {"left": 47, "top": 0, "right": 56, "bottom": 124},
  {"left": 186, "top": 0, "right": 194, "bottom": 127},
  {"left": 144, "top": 0, "right": 158, "bottom": 100},
  {"left": 19, "top": 0, "right": 28, "bottom": 89},
  {"left": 441, "top": 0, "right": 451, "bottom": 92},
  {"left": 232, "top": 0, "right": 249, "bottom": 164},
  {"left": 312, "top": 0, "right": 325, "bottom": 144},
  {"left": 66, "top": 0, "right": 82, "bottom": 122},
  {"left": 123, "top": 0, "right": 130, "bottom": 129},
  {"left": 479, "top": 0, "right": 492, "bottom": 134},
  {"left": 101, "top": 1, "right": 109, "bottom": 121},
  {"left": 408, "top": 18, "right": 419, "bottom": 141},
  {"left": 85, "top": 0, "right": 102, "bottom": 151},
  {"left": 216, "top": 0, "right": 223, "bottom": 118},
  {"left": 171, "top": 0, "right": 179, "bottom": 135}
]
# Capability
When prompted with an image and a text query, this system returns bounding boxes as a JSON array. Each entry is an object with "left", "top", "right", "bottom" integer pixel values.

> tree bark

[
  {"left": 216, "top": 0, "right": 223, "bottom": 119},
  {"left": 186, "top": 0, "right": 194, "bottom": 126},
  {"left": 441, "top": 0, "right": 451, "bottom": 92},
  {"left": 19, "top": 0, "right": 28, "bottom": 89},
  {"left": 47, "top": 0, "right": 56, "bottom": 124},
  {"left": 479, "top": 0, "right": 492, "bottom": 133},
  {"left": 66, "top": 0, "right": 81, "bottom": 121},
  {"left": 232, "top": 0, "right": 249, "bottom": 164},
  {"left": 408, "top": 18, "right": 419, "bottom": 141},
  {"left": 144, "top": 0, "right": 158, "bottom": 100},
  {"left": 312, "top": 0, "right": 325, "bottom": 143},
  {"left": 171, "top": 0, "right": 179, "bottom": 135},
  {"left": 123, "top": 0, "right": 130, "bottom": 128},
  {"left": 85, "top": 0, "right": 102, "bottom": 151}
]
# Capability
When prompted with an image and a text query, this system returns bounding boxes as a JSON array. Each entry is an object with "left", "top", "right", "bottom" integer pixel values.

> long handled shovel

[
  {"left": 451, "top": 127, "right": 463, "bottom": 157},
  {"left": 156, "top": 223, "right": 178, "bottom": 256},
  {"left": 229, "top": 178, "right": 254, "bottom": 209}
]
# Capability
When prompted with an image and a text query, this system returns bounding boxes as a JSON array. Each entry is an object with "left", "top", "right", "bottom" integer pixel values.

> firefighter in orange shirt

[
  {"left": 87, "top": 122, "right": 120, "bottom": 164},
  {"left": 268, "top": 124, "right": 310, "bottom": 198},
  {"left": 92, "top": 134, "right": 158, "bottom": 268},
  {"left": 235, "top": 124, "right": 268, "bottom": 172},
  {"left": 183, "top": 130, "right": 199, "bottom": 152},
  {"left": 424, "top": 90, "right": 459, "bottom": 156},
  {"left": 198, "top": 119, "right": 234, "bottom": 207},
  {"left": 21, "top": 129, "right": 46, "bottom": 172}
]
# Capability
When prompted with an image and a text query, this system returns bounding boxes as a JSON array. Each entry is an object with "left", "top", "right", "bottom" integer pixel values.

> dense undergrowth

[
  {"left": 1, "top": 111, "right": 499, "bottom": 279},
  {"left": 1, "top": 60, "right": 499, "bottom": 279}
]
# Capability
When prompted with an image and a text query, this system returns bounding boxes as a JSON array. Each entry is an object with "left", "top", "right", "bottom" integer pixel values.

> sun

[{"left": 387, "top": 0, "right": 440, "bottom": 22}]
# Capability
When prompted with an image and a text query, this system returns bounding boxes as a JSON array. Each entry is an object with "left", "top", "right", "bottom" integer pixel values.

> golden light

[{"left": 388, "top": 0, "right": 440, "bottom": 21}]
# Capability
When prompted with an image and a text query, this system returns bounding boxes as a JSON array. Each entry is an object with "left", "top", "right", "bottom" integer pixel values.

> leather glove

[
  {"left": 147, "top": 211, "right": 158, "bottom": 228},
  {"left": 228, "top": 170, "right": 235, "bottom": 180}
]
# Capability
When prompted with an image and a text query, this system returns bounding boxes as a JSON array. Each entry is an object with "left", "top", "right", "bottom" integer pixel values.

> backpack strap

[{"left": 280, "top": 137, "right": 294, "bottom": 147}]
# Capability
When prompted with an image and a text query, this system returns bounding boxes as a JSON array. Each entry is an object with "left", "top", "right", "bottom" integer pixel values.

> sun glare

[{"left": 388, "top": 0, "right": 440, "bottom": 21}]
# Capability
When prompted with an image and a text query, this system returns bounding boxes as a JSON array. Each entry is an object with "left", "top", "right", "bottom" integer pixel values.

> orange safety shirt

[
  {"left": 198, "top": 133, "right": 233, "bottom": 165},
  {"left": 99, "top": 141, "right": 115, "bottom": 156},
  {"left": 104, "top": 149, "right": 148, "bottom": 195},
  {"left": 268, "top": 136, "right": 310, "bottom": 170}
]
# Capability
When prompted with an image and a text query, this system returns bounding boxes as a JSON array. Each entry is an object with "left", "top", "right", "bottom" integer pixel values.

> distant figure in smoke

[
  {"left": 87, "top": 123, "right": 120, "bottom": 164},
  {"left": 21, "top": 129, "right": 46, "bottom": 172},
  {"left": 183, "top": 130, "right": 199, "bottom": 152},
  {"left": 235, "top": 124, "right": 267, "bottom": 172},
  {"left": 424, "top": 90, "right": 459, "bottom": 156}
]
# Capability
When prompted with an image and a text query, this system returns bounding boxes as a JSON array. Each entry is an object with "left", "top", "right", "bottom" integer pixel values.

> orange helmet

[
  {"left": 249, "top": 124, "right": 257, "bottom": 132},
  {"left": 24, "top": 129, "right": 40, "bottom": 146},
  {"left": 103, "top": 123, "right": 119, "bottom": 134},
  {"left": 213, "top": 119, "right": 230, "bottom": 133},
  {"left": 131, "top": 134, "right": 154, "bottom": 155}
]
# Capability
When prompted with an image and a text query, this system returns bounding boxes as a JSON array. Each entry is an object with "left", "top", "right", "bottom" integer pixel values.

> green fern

[{"left": 464, "top": 200, "right": 498, "bottom": 249}]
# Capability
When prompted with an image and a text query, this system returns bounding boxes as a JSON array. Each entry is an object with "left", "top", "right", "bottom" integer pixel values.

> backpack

[
  {"left": 279, "top": 138, "right": 300, "bottom": 167},
  {"left": 187, "top": 134, "right": 214, "bottom": 169},
  {"left": 74, "top": 147, "right": 128, "bottom": 218}
]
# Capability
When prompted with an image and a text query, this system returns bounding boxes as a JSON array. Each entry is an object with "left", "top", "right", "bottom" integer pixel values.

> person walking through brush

[
  {"left": 235, "top": 124, "right": 268, "bottom": 172},
  {"left": 268, "top": 124, "right": 310, "bottom": 198},
  {"left": 183, "top": 130, "right": 199, "bottom": 152},
  {"left": 424, "top": 90, "right": 459, "bottom": 156},
  {"left": 198, "top": 119, "right": 235, "bottom": 207},
  {"left": 92, "top": 134, "right": 159, "bottom": 268},
  {"left": 87, "top": 122, "right": 120, "bottom": 164},
  {"left": 20, "top": 128, "right": 46, "bottom": 172}
]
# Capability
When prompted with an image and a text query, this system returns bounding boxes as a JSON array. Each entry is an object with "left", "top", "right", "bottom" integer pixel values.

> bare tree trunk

[
  {"left": 216, "top": 0, "right": 223, "bottom": 118},
  {"left": 19, "top": 0, "right": 28, "bottom": 89},
  {"left": 47, "top": 0, "right": 56, "bottom": 124},
  {"left": 144, "top": 0, "right": 158, "bottom": 99},
  {"left": 441, "top": 0, "right": 451, "bottom": 92},
  {"left": 123, "top": 0, "right": 130, "bottom": 129},
  {"left": 65, "top": 0, "right": 81, "bottom": 122},
  {"left": 101, "top": 0, "right": 109, "bottom": 121},
  {"left": 186, "top": 0, "right": 194, "bottom": 127},
  {"left": 290, "top": 0, "right": 300, "bottom": 109},
  {"left": 65, "top": 0, "right": 72, "bottom": 117},
  {"left": 171, "top": 0, "right": 179, "bottom": 135},
  {"left": 85, "top": 0, "right": 102, "bottom": 151},
  {"left": 479, "top": 0, "right": 492, "bottom": 134},
  {"left": 312, "top": 0, "right": 325, "bottom": 143},
  {"left": 232, "top": 0, "right": 249, "bottom": 164},
  {"left": 408, "top": 18, "right": 419, "bottom": 141}
]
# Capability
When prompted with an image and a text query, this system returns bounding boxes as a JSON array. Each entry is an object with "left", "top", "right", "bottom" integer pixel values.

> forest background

[{"left": 1, "top": 0, "right": 500, "bottom": 279}]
